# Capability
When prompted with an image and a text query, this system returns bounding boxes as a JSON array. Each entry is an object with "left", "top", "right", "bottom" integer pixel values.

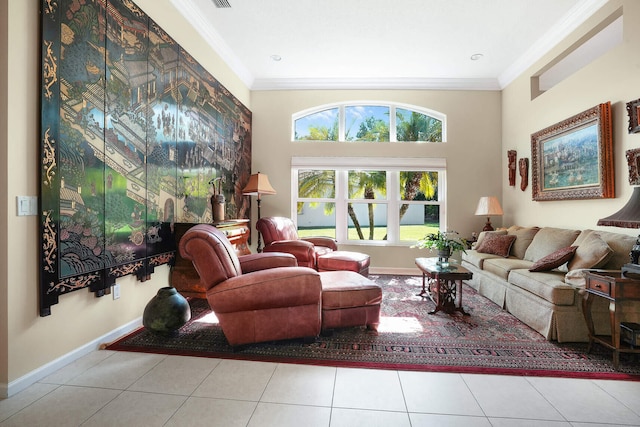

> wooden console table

[
  {"left": 583, "top": 270, "right": 640, "bottom": 369},
  {"left": 171, "top": 220, "right": 250, "bottom": 298}
]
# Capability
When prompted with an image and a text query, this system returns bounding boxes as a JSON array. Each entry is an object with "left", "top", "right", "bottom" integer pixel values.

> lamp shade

[
  {"left": 597, "top": 186, "right": 640, "bottom": 229},
  {"left": 242, "top": 172, "right": 276, "bottom": 196},
  {"left": 474, "top": 196, "right": 503, "bottom": 216}
]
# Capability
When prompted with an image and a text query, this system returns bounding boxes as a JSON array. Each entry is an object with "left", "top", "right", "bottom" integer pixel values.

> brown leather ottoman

[
  {"left": 317, "top": 250, "right": 370, "bottom": 277},
  {"left": 319, "top": 270, "right": 382, "bottom": 332}
]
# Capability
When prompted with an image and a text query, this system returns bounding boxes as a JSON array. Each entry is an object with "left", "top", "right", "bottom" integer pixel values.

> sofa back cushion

[
  {"left": 567, "top": 230, "right": 613, "bottom": 271},
  {"left": 592, "top": 230, "right": 636, "bottom": 270},
  {"left": 507, "top": 226, "right": 540, "bottom": 259},
  {"left": 523, "top": 227, "right": 580, "bottom": 262}
]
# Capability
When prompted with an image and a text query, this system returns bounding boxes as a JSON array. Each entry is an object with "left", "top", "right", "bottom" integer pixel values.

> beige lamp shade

[
  {"left": 475, "top": 196, "right": 503, "bottom": 231},
  {"left": 242, "top": 172, "right": 276, "bottom": 198}
]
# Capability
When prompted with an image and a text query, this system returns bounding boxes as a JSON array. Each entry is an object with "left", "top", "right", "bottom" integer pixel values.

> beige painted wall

[
  {"left": 250, "top": 90, "right": 503, "bottom": 270},
  {"left": 4, "top": 0, "right": 636, "bottom": 395},
  {"left": 502, "top": 0, "right": 639, "bottom": 239},
  {"left": 1, "top": 0, "right": 250, "bottom": 387}
]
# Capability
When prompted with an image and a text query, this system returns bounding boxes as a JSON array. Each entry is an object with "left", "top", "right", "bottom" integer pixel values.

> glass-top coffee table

[{"left": 415, "top": 257, "right": 473, "bottom": 316}]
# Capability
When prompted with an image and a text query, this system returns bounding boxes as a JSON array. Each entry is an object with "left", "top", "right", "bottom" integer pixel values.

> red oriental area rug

[{"left": 106, "top": 275, "right": 640, "bottom": 380}]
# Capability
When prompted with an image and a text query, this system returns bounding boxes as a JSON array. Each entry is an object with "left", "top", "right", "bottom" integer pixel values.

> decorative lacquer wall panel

[{"left": 39, "top": 0, "right": 252, "bottom": 316}]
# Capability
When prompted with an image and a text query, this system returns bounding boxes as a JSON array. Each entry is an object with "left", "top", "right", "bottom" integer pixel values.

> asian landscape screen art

[{"left": 39, "top": 0, "right": 252, "bottom": 315}]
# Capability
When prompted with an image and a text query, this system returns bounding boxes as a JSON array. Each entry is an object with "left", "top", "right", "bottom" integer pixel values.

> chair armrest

[
  {"left": 264, "top": 240, "right": 316, "bottom": 268},
  {"left": 238, "top": 252, "right": 297, "bottom": 273},
  {"left": 302, "top": 236, "right": 338, "bottom": 251},
  {"left": 207, "top": 267, "right": 322, "bottom": 313}
]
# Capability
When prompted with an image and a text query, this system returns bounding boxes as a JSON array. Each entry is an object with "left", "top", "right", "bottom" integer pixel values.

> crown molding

[
  {"left": 251, "top": 77, "right": 501, "bottom": 91},
  {"left": 170, "top": 0, "right": 254, "bottom": 88},
  {"left": 498, "top": 0, "right": 608, "bottom": 88},
  {"left": 173, "top": 0, "right": 606, "bottom": 92}
]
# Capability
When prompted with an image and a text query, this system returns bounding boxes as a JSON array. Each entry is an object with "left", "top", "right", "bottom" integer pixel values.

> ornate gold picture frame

[
  {"left": 531, "top": 102, "right": 613, "bottom": 201},
  {"left": 627, "top": 98, "right": 640, "bottom": 134}
]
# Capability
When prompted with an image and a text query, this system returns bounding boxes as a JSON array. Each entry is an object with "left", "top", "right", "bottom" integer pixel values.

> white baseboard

[{"left": 1, "top": 317, "right": 142, "bottom": 398}]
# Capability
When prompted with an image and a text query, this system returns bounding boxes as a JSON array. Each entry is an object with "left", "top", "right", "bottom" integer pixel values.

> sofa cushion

[
  {"left": 529, "top": 246, "right": 577, "bottom": 272},
  {"left": 475, "top": 234, "right": 516, "bottom": 257},
  {"left": 460, "top": 250, "right": 502, "bottom": 269},
  {"left": 595, "top": 230, "right": 637, "bottom": 270},
  {"left": 508, "top": 269, "right": 576, "bottom": 306},
  {"left": 483, "top": 258, "right": 534, "bottom": 280},
  {"left": 507, "top": 226, "right": 540, "bottom": 259},
  {"left": 567, "top": 230, "right": 613, "bottom": 271},
  {"left": 523, "top": 227, "right": 580, "bottom": 262}
]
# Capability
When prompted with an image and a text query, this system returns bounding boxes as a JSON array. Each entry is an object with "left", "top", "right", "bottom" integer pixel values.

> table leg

[{"left": 417, "top": 272, "right": 428, "bottom": 297}]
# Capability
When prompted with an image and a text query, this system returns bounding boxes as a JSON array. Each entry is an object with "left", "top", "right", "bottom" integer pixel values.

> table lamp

[
  {"left": 475, "top": 196, "right": 503, "bottom": 231},
  {"left": 597, "top": 186, "right": 640, "bottom": 275},
  {"left": 242, "top": 172, "right": 276, "bottom": 252}
]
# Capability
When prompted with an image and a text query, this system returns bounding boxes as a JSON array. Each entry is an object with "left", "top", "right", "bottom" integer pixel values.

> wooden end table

[
  {"left": 415, "top": 257, "right": 473, "bottom": 316},
  {"left": 583, "top": 270, "right": 640, "bottom": 369}
]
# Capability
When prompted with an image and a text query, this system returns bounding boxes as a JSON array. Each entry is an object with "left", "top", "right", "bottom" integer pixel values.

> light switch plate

[{"left": 16, "top": 196, "right": 38, "bottom": 216}]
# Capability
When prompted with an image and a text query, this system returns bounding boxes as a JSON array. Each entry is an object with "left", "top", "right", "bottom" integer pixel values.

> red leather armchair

[
  {"left": 179, "top": 224, "right": 322, "bottom": 346},
  {"left": 256, "top": 216, "right": 338, "bottom": 269}
]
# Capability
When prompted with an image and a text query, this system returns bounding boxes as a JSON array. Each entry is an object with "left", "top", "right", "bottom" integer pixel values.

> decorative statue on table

[{"left": 210, "top": 177, "right": 225, "bottom": 223}]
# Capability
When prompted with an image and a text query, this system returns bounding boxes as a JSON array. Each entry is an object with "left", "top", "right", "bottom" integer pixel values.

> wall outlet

[{"left": 112, "top": 283, "right": 121, "bottom": 300}]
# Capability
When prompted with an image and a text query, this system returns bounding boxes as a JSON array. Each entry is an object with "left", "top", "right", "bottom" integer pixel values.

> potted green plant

[{"left": 412, "top": 230, "right": 467, "bottom": 264}]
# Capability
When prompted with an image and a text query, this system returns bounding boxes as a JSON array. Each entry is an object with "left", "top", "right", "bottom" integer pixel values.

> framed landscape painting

[{"left": 531, "top": 102, "right": 613, "bottom": 201}]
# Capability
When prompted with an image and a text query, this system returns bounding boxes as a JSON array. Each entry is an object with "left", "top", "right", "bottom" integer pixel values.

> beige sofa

[{"left": 461, "top": 226, "right": 638, "bottom": 343}]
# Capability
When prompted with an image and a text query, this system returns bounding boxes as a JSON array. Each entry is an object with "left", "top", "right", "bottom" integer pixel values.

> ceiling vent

[{"left": 212, "top": 0, "right": 231, "bottom": 8}]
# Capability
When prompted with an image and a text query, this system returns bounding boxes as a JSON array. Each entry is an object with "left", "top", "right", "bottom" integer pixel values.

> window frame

[
  {"left": 291, "top": 157, "right": 447, "bottom": 246},
  {"left": 292, "top": 101, "right": 447, "bottom": 143}
]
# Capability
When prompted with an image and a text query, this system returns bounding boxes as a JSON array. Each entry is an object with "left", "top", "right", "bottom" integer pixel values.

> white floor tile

[
  {"left": 0, "top": 383, "right": 58, "bottom": 422},
  {"left": 409, "top": 413, "right": 492, "bottom": 426},
  {"left": 193, "top": 359, "right": 277, "bottom": 401},
  {"left": 0, "top": 385, "right": 120, "bottom": 427},
  {"left": 462, "top": 373, "right": 564, "bottom": 420},
  {"left": 248, "top": 402, "right": 331, "bottom": 427},
  {"left": 488, "top": 418, "right": 571, "bottom": 426},
  {"left": 66, "top": 351, "right": 165, "bottom": 390},
  {"left": 333, "top": 368, "right": 406, "bottom": 411},
  {"left": 81, "top": 390, "right": 187, "bottom": 427},
  {"left": 330, "top": 408, "right": 411, "bottom": 427},
  {"left": 527, "top": 377, "right": 640, "bottom": 425},
  {"left": 165, "top": 396, "right": 257, "bottom": 427},
  {"left": 39, "top": 349, "right": 115, "bottom": 385},
  {"left": 593, "top": 379, "right": 640, "bottom": 416},
  {"left": 399, "top": 371, "right": 484, "bottom": 416},
  {"left": 260, "top": 364, "right": 335, "bottom": 407},
  {"left": 128, "top": 355, "right": 220, "bottom": 395}
]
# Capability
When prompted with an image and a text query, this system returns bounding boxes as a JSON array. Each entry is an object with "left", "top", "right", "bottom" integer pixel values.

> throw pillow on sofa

[
  {"left": 567, "top": 229, "right": 614, "bottom": 271},
  {"left": 475, "top": 234, "right": 516, "bottom": 257},
  {"left": 472, "top": 229, "right": 507, "bottom": 249},
  {"left": 523, "top": 227, "right": 580, "bottom": 262},
  {"left": 529, "top": 245, "right": 577, "bottom": 272}
]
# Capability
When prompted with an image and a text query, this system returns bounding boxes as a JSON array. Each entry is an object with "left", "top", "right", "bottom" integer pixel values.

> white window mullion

[
  {"left": 335, "top": 169, "right": 348, "bottom": 242},
  {"left": 387, "top": 171, "right": 399, "bottom": 242},
  {"left": 389, "top": 106, "right": 397, "bottom": 142}
]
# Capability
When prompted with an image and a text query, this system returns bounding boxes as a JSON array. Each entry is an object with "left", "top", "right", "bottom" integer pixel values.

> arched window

[{"left": 293, "top": 102, "right": 446, "bottom": 142}]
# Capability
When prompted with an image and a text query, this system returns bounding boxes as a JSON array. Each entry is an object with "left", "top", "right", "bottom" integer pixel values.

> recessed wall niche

[
  {"left": 39, "top": 0, "right": 252, "bottom": 315},
  {"left": 531, "top": 8, "right": 623, "bottom": 99}
]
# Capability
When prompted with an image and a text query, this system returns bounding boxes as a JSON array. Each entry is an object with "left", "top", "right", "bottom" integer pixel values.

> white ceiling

[{"left": 171, "top": 0, "right": 608, "bottom": 91}]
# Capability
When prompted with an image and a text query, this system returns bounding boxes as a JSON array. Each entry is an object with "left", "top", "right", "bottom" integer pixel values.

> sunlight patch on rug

[{"left": 377, "top": 316, "right": 424, "bottom": 333}]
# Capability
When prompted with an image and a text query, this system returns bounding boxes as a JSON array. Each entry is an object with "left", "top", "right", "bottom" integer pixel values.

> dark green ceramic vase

[{"left": 143, "top": 287, "right": 191, "bottom": 335}]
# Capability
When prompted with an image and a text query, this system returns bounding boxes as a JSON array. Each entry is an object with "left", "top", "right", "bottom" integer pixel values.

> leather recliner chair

[
  {"left": 179, "top": 224, "right": 323, "bottom": 346},
  {"left": 256, "top": 216, "right": 338, "bottom": 269}
]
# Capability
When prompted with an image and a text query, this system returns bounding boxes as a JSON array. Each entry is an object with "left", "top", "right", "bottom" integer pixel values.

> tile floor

[{"left": 1, "top": 349, "right": 639, "bottom": 426}]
